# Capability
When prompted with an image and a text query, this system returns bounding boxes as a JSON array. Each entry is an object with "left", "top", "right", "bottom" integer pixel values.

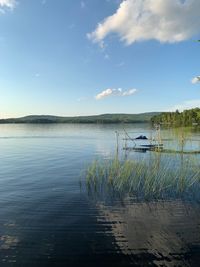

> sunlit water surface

[{"left": 0, "top": 123, "right": 200, "bottom": 267}]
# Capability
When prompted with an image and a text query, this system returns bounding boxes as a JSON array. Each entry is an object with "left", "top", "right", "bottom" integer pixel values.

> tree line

[{"left": 151, "top": 108, "right": 200, "bottom": 126}]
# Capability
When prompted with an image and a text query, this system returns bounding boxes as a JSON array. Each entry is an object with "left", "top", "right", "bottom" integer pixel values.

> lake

[{"left": 0, "top": 123, "right": 200, "bottom": 267}]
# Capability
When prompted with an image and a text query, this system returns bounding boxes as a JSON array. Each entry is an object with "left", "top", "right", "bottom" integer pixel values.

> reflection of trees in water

[
  {"left": 96, "top": 199, "right": 200, "bottom": 266},
  {"left": 84, "top": 150, "right": 200, "bottom": 265},
  {"left": 159, "top": 127, "right": 200, "bottom": 152},
  {"left": 0, "top": 235, "right": 19, "bottom": 250}
]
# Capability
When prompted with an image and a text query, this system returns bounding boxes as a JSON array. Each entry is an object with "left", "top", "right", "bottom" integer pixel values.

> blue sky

[{"left": 0, "top": 0, "right": 200, "bottom": 118}]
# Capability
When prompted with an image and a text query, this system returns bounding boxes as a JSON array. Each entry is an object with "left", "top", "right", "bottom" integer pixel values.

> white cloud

[
  {"left": 88, "top": 0, "right": 200, "bottom": 45},
  {"left": 169, "top": 99, "right": 200, "bottom": 111},
  {"left": 95, "top": 88, "right": 138, "bottom": 100},
  {"left": 191, "top": 76, "right": 200, "bottom": 84},
  {"left": 121, "top": 88, "right": 137, "bottom": 96},
  {"left": 0, "top": 0, "right": 17, "bottom": 10}
]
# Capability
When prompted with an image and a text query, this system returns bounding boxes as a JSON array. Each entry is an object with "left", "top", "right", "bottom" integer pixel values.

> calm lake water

[{"left": 0, "top": 123, "right": 200, "bottom": 267}]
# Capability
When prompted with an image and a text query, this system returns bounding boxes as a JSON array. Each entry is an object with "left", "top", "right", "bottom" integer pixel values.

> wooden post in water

[
  {"left": 115, "top": 131, "right": 119, "bottom": 159},
  {"left": 154, "top": 123, "right": 162, "bottom": 150},
  {"left": 180, "top": 128, "right": 184, "bottom": 154},
  {"left": 158, "top": 124, "right": 162, "bottom": 146}
]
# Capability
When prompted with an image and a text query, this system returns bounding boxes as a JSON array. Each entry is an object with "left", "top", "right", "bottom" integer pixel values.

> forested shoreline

[
  {"left": 0, "top": 113, "right": 159, "bottom": 124},
  {"left": 151, "top": 108, "right": 200, "bottom": 126}
]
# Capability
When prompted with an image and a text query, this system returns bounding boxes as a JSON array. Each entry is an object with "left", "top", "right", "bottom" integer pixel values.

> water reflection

[
  {"left": 95, "top": 199, "right": 200, "bottom": 266},
  {"left": 84, "top": 140, "right": 200, "bottom": 266},
  {"left": 0, "top": 124, "right": 200, "bottom": 266}
]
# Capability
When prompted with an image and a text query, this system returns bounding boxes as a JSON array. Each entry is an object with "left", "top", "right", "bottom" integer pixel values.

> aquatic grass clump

[{"left": 85, "top": 156, "right": 200, "bottom": 200}]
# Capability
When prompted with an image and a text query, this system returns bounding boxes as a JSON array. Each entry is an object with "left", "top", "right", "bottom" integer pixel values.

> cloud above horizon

[
  {"left": 88, "top": 0, "right": 200, "bottom": 45},
  {"left": 191, "top": 76, "right": 200, "bottom": 84},
  {"left": 0, "top": 0, "right": 17, "bottom": 10},
  {"left": 169, "top": 99, "right": 200, "bottom": 112},
  {"left": 95, "top": 88, "right": 138, "bottom": 100}
]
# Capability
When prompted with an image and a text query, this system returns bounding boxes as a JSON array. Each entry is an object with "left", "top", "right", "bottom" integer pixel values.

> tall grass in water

[{"left": 85, "top": 155, "right": 200, "bottom": 200}]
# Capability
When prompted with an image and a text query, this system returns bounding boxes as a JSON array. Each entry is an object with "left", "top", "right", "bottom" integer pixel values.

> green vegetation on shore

[
  {"left": 151, "top": 108, "right": 200, "bottom": 126},
  {"left": 0, "top": 113, "right": 160, "bottom": 124}
]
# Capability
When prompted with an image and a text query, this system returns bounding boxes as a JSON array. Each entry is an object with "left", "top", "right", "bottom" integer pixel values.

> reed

[{"left": 85, "top": 155, "right": 200, "bottom": 200}]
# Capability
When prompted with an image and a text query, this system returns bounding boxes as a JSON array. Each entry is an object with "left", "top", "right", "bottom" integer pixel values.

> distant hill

[
  {"left": 0, "top": 113, "right": 160, "bottom": 124},
  {"left": 151, "top": 108, "right": 200, "bottom": 126}
]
